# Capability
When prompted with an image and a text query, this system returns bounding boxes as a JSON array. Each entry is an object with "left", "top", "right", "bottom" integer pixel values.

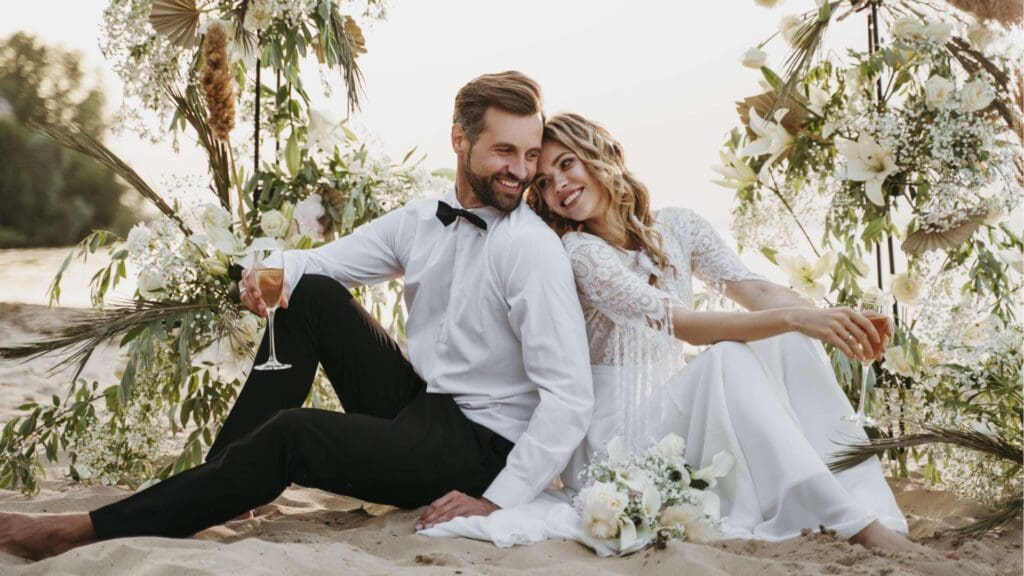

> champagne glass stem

[
  {"left": 856, "top": 364, "right": 870, "bottom": 416},
  {"left": 267, "top": 308, "right": 279, "bottom": 363}
]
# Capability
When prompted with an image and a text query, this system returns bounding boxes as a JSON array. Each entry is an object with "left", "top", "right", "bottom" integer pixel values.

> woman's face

[{"left": 534, "top": 141, "right": 610, "bottom": 224}]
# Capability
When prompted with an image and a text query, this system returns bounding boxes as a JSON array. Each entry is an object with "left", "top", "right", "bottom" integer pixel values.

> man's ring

[{"left": 845, "top": 334, "right": 855, "bottom": 341}]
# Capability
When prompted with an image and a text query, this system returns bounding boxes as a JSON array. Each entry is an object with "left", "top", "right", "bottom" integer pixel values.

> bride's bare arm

[
  {"left": 721, "top": 278, "right": 811, "bottom": 312},
  {"left": 670, "top": 304, "right": 884, "bottom": 362}
]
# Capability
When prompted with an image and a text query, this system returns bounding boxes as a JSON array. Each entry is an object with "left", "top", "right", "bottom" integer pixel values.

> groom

[{"left": 0, "top": 71, "right": 594, "bottom": 560}]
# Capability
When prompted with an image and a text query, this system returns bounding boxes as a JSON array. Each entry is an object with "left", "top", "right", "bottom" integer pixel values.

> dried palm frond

[
  {"left": 943, "top": 0, "right": 1023, "bottom": 25},
  {"left": 768, "top": 2, "right": 837, "bottom": 118},
  {"left": 164, "top": 84, "right": 232, "bottom": 210},
  {"left": 828, "top": 425, "right": 1022, "bottom": 536},
  {"left": 328, "top": 5, "right": 365, "bottom": 112},
  {"left": 30, "top": 121, "right": 191, "bottom": 235},
  {"left": 343, "top": 16, "right": 367, "bottom": 57},
  {"left": 0, "top": 300, "right": 216, "bottom": 382},
  {"left": 902, "top": 207, "right": 989, "bottom": 255},
  {"left": 737, "top": 91, "right": 809, "bottom": 139},
  {"left": 149, "top": 0, "right": 201, "bottom": 49}
]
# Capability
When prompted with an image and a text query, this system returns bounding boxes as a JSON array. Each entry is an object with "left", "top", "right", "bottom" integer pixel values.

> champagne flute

[
  {"left": 253, "top": 249, "right": 291, "bottom": 371},
  {"left": 842, "top": 291, "right": 890, "bottom": 427}
]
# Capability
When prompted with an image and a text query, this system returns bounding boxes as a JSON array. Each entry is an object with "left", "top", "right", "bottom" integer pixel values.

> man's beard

[{"left": 462, "top": 149, "right": 525, "bottom": 213}]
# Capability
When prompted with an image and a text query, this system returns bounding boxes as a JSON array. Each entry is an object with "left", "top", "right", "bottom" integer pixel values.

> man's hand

[
  {"left": 415, "top": 491, "right": 499, "bottom": 531},
  {"left": 239, "top": 268, "right": 290, "bottom": 318}
]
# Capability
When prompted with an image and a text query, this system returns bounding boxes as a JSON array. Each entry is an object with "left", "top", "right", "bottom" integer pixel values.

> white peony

[
  {"left": 923, "top": 21, "right": 954, "bottom": 45},
  {"left": 778, "top": 15, "right": 804, "bottom": 46},
  {"left": 925, "top": 76, "right": 955, "bottom": 110},
  {"left": 961, "top": 78, "right": 995, "bottom": 113},
  {"left": 654, "top": 433, "right": 687, "bottom": 463},
  {"left": 777, "top": 251, "right": 836, "bottom": 300},
  {"left": 580, "top": 482, "right": 628, "bottom": 540},
  {"left": 711, "top": 150, "right": 758, "bottom": 190},
  {"left": 835, "top": 133, "right": 898, "bottom": 206},
  {"left": 890, "top": 273, "right": 922, "bottom": 304},
  {"left": 691, "top": 451, "right": 736, "bottom": 489},
  {"left": 260, "top": 209, "right": 291, "bottom": 238},
  {"left": 137, "top": 268, "right": 166, "bottom": 299},
  {"left": 882, "top": 345, "right": 915, "bottom": 378},
  {"left": 892, "top": 17, "right": 925, "bottom": 42},
  {"left": 740, "top": 47, "right": 767, "bottom": 69},
  {"left": 202, "top": 203, "right": 232, "bottom": 231}
]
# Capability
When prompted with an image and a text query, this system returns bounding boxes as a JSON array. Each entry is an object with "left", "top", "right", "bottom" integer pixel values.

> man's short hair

[{"left": 453, "top": 71, "right": 543, "bottom": 144}]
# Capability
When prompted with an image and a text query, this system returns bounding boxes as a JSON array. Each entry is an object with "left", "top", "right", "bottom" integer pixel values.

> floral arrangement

[
  {"left": 575, "top": 434, "right": 734, "bottom": 553},
  {"left": 716, "top": 0, "right": 1022, "bottom": 533},
  {"left": 0, "top": 0, "right": 454, "bottom": 493}
]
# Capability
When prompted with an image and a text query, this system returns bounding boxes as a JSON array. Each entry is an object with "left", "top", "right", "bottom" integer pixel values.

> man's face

[{"left": 457, "top": 107, "right": 543, "bottom": 212}]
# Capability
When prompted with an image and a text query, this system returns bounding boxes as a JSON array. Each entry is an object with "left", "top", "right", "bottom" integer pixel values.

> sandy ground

[{"left": 0, "top": 302, "right": 1021, "bottom": 575}]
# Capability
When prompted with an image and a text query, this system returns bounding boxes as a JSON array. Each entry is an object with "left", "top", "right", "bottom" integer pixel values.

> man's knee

[{"left": 287, "top": 274, "right": 353, "bottom": 310}]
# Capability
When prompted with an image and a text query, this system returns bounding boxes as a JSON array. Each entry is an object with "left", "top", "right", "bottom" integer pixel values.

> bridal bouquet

[{"left": 575, "top": 433, "right": 734, "bottom": 553}]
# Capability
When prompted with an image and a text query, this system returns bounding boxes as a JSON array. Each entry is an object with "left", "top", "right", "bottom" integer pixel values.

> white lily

[
  {"left": 740, "top": 108, "right": 795, "bottom": 184},
  {"left": 835, "top": 133, "right": 898, "bottom": 206},
  {"left": 777, "top": 251, "right": 837, "bottom": 300},
  {"left": 807, "top": 83, "right": 831, "bottom": 115},
  {"left": 692, "top": 451, "right": 736, "bottom": 489},
  {"left": 711, "top": 150, "right": 758, "bottom": 190}
]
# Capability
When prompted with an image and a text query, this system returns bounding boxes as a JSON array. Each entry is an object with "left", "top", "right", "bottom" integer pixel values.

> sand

[{"left": 0, "top": 302, "right": 1020, "bottom": 575}]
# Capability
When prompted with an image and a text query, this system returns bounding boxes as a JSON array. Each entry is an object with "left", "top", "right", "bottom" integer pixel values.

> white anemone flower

[
  {"left": 777, "top": 251, "right": 837, "bottom": 300},
  {"left": 835, "top": 133, "right": 898, "bottom": 206},
  {"left": 711, "top": 150, "right": 758, "bottom": 190},
  {"left": 740, "top": 108, "right": 795, "bottom": 184}
]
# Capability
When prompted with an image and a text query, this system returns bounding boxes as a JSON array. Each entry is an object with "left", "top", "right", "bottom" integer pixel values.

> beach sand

[{"left": 0, "top": 302, "right": 1020, "bottom": 575}]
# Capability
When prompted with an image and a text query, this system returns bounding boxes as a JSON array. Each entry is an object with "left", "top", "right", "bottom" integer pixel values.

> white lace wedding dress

[{"left": 420, "top": 207, "right": 907, "bottom": 555}]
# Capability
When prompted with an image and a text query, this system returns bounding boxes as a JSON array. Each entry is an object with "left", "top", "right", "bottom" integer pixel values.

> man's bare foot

[
  {"left": 0, "top": 512, "right": 96, "bottom": 560},
  {"left": 850, "top": 520, "right": 952, "bottom": 558}
]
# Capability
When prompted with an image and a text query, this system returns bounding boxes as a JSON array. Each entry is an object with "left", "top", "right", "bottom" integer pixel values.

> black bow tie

[{"left": 436, "top": 201, "right": 488, "bottom": 230}]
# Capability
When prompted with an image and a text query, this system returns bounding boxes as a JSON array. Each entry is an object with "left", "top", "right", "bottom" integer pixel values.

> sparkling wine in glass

[
  {"left": 253, "top": 250, "right": 291, "bottom": 371},
  {"left": 842, "top": 292, "right": 890, "bottom": 427}
]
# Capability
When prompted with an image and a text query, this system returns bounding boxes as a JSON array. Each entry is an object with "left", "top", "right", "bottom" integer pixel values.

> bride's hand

[{"left": 788, "top": 307, "right": 882, "bottom": 362}]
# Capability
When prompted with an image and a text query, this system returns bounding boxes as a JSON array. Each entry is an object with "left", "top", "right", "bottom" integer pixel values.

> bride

[{"left": 421, "top": 112, "right": 923, "bottom": 555}]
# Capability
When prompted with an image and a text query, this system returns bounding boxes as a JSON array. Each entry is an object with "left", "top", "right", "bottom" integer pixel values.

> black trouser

[{"left": 90, "top": 275, "right": 514, "bottom": 540}]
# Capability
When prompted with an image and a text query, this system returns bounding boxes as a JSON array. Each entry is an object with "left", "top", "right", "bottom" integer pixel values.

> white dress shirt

[{"left": 281, "top": 188, "right": 594, "bottom": 508}]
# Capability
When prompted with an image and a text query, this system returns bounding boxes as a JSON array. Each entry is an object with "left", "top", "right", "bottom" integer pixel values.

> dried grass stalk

[{"left": 201, "top": 23, "right": 235, "bottom": 142}]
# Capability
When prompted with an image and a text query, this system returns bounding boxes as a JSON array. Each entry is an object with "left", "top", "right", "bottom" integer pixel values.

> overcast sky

[{"left": 5, "top": 1, "right": 878, "bottom": 277}]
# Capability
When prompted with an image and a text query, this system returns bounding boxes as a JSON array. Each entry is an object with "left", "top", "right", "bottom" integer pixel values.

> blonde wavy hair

[{"left": 527, "top": 113, "right": 674, "bottom": 279}]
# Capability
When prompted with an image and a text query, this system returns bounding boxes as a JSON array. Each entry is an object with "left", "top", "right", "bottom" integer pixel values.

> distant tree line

[{"left": 0, "top": 32, "right": 135, "bottom": 248}]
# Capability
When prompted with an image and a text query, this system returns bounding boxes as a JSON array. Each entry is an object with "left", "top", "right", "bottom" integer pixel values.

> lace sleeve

[
  {"left": 665, "top": 208, "right": 764, "bottom": 287},
  {"left": 564, "top": 234, "right": 677, "bottom": 329}
]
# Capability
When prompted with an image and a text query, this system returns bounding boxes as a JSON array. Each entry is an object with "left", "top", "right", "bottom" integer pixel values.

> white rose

[
  {"left": 202, "top": 203, "right": 232, "bottom": 231},
  {"left": 892, "top": 17, "right": 925, "bottom": 42},
  {"left": 890, "top": 273, "right": 922, "bottom": 304},
  {"left": 882, "top": 345, "right": 915, "bottom": 377},
  {"left": 260, "top": 209, "right": 291, "bottom": 238},
  {"left": 137, "top": 269, "right": 166, "bottom": 299},
  {"left": 923, "top": 21, "right": 954, "bottom": 45},
  {"left": 924, "top": 76, "right": 955, "bottom": 110},
  {"left": 580, "top": 482, "right": 628, "bottom": 540},
  {"left": 961, "top": 78, "right": 995, "bottom": 113},
  {"left": 739, "top": 47, "right": 767, "bottom": 69},
  {"left": 654, "top": 433, "right": 686, "bottom": 462},
  {"left": 778, "top": 15, "right": 804, "bottom": 46}
]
